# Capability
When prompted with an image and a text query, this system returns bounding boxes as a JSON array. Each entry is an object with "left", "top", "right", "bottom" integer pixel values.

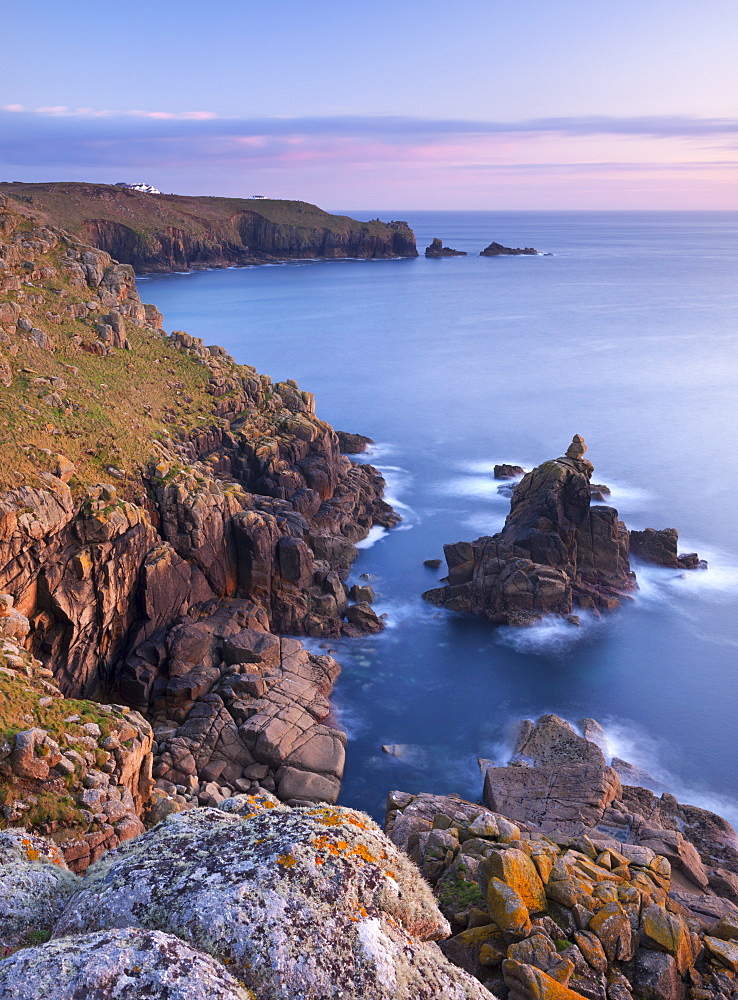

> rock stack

[
  {"left": 424, "top": 436, "right": 705, "bottom": 625},
  {"left": 426, "top": 238, "right": 467, "bottom": 257},
  {"left": 424, "top": 436, "right": 636, "bottom": 623}
]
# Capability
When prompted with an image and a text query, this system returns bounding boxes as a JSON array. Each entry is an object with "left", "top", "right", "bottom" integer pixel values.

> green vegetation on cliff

[{"left": 0, "top": 193, "right": 304, "bottom": 496}]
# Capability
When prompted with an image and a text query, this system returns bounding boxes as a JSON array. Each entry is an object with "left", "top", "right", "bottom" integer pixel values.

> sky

[{"left": 2, "top": 0, "right": 737, "bottom": 209}]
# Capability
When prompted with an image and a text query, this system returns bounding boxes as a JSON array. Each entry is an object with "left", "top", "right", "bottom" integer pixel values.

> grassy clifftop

[
  {"left": 0, "top": 193, "right": 297, "bottom": 497},
  {"left": 0, "top": 183, "right": 417, "bottom": 271}
]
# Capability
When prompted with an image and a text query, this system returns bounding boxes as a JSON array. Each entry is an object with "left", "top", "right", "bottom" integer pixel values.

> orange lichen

[
  {"left": 276, "top": 852, "right": 297, "bottom": 868},
  {"left": 21, "top": 837, "right": 64, "bottom": 867},
  {"left": 305, "top": 807, "right": 370, "bottom": 830}
]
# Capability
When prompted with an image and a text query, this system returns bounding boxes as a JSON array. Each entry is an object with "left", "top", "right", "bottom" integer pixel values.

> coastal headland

[{"left": 0, "top": 181, "right": 418, "bottom": 272}]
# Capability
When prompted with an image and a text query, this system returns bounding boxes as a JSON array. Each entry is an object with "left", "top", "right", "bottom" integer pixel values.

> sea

[{"left": 140, "top": 210, "right": 738, "bottom": 826}]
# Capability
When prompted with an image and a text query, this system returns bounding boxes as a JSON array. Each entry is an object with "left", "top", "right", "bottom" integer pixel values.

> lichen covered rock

[
  {"left": 0, "top": 829, "right": 79, "bottom": 951},
  {"left": 0, "top": 926, "right": 252, "bottom": 999},
  {"left": 54, "top": 802, "right": 491, "bottom": 999}
]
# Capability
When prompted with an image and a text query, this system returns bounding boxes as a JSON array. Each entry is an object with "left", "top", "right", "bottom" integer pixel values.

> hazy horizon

[{"left": 3, "top": 0, "right": 737, "bottom": 209}]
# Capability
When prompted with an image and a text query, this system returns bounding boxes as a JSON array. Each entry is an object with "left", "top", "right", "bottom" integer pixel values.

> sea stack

[
  {"left": 423, "top": 435, "right": 635, "bottom": 623},
  {"left": 425, "top": 238, "right": 467, "bottom": 257},
  {"left": 424, "top": 435, "right": 706, "bottom": 624}
]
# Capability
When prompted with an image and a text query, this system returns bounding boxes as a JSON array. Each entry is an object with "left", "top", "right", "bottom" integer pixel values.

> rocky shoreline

[
  {"left": 1, "top": 188, "right": 736, "bottom": 1000},
  {"left": 387, "top": 714, "right": 738, "bottom": 1000}
]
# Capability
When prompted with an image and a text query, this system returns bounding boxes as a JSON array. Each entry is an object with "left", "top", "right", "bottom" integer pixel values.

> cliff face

[
  {"left": 0, "top": 182, "right": 417, "bottom": 272},
  {"left": 0, "top": 191, "right": 398, "bottom": 828}
]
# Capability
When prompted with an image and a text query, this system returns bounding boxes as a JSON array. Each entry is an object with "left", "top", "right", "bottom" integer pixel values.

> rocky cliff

[
  {"left": 425, "top": 436, "right": 702, "bottom": 625},
  {"left": 0, "top": 182, "right": 418, "bottom": 272},
  {"left": 0, "top": 190, "right": 401, "bottom": 838}
]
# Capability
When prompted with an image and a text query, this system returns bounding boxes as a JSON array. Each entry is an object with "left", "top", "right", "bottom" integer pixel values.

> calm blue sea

[{"left": 141, "top": 211, "right": 738, "bottom": 824}]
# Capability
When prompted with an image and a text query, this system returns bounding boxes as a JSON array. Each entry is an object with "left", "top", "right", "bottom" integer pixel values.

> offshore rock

[
  {"left": 426, "top": 237, "right": 467, "bottom": 257},
  {"left": 53, "top": 802, "right": 491, "bottom": 1000},
  {"left": 629, "top": 527, "right": 706, "bottom": 570},
  {"left": 336, "top": 429, "right": 375, "bottom": 454},
  {"left": 480, "top": 242, "right": 539, "bottom": 256},
  {"left": 495, "top": 464, "right": 526, "bottom": 480},
  {"left": 424, "top": 436, "right": 636, "bottom": 624}
]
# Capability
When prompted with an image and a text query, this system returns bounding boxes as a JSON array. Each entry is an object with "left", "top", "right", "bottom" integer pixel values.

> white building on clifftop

[{"left": 115, "top": 182, "right": 161, "bottom": 195}]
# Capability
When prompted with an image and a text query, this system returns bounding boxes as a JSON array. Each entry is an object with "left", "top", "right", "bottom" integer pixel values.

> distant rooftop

[
  {"left": 251, "top": 194, "right": 267, "bottom": 199},
  {"left": 115, "top": 182, "right": 161, "bottom": 195}
]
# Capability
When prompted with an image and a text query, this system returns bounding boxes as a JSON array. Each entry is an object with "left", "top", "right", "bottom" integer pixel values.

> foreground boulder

[
  {"left": 0, "top": 829, "right": 79, "bottom": 952},
  {"left": 0, "top": 927, "right": 252, "bottom": 999},
  {"left": 52, "top": 800, "right": 491, "bottom": 999}
]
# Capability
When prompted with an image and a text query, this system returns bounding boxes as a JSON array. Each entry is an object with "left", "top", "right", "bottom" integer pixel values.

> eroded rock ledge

[
  {"left": 424, "top": 436, "right": 703, "bottom": 624},
  {"left": 386, "top": 714, "right": 738, "bottom": 1000}
]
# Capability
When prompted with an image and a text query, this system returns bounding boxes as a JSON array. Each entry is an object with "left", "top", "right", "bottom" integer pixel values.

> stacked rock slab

[
  {"left": 386, "top": 715, "right": 738, "bottom": 1000},
  {"left": 0, "top": 599, "right": 154, "bottom": 871},
  {"left": 0, "top": 799, "right": 492, "bottom": 1000},
  {"left": 424, "top": 436, "right": 635, "bottom": 623},
  {"left": 144, "top": 601, "right": 347, "bottom": 811}
]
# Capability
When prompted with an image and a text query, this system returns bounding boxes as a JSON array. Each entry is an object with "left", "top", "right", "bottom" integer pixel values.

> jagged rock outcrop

[
  {"left": 0, "top": 799, "right": 492, "bottom": 999},
  {"left": 0, "top": 182, "right": 418, "bottom": 271},
  {"left": 480, "top": 242, "right": 539, "bottom": 256},
  {"left": 137, "top": 607, "right": 348, "bottom": 809},
  {"left": 424, "top": 436, "right": 636, "bottom": 623},
  {"left": 386, "top": 715, "right": 738, "bottom": 1000},
  {"left": 426, "top": 238, "right": 467, "bottom": 257},
  {"left": 425, "top": 436, "right": 705, "bottom": 626}
]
